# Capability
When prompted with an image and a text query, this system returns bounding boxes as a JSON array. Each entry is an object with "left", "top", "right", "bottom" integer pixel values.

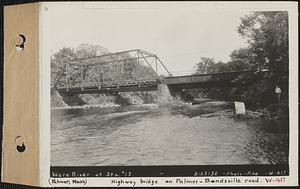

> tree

[
  {"left": 191, "top": 12, "right": 289, "bottom": 107},
  {"left": 238, "top": 11, "right": 288, "bottom": 82},
  {"left": 51, "top": 47, "right": 77, "bottom": 87},
  {"left": 227, "top": 48, "right": 251, "bottom": 71},
  {"left": 51, "top": 44, "right": 157, "bottom": 88},
  {"left": 75, "top": 43, "right": 109, "bottom": 59},
  {"left": 194, "top": 57, "right": 229, "bottom": 74},
  {"left": 238, "top": 11, "right": 289, "bottom": 103},
  {"left": 51, "top": 44, "right": 108, "bottom": 87}
]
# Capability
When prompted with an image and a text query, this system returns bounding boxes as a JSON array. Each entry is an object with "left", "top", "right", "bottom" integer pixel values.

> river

[{"left": 51, "top": 101, "right": 288, "bottom": 166}]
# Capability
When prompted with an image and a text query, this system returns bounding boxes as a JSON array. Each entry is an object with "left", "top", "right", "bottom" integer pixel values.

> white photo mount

[{"left": 2, "top": 2, "right": 298, "bottom": 187}]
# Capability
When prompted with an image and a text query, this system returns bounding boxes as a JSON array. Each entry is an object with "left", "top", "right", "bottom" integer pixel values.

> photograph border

[{"left": 40, "top": 2, "right": 298, "bottom": 187}]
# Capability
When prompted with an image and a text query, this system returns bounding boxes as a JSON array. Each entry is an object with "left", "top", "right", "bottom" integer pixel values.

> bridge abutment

[
  {"left": 53, "top": 84, "right": 195, "bottom": 108},
  {"left": 116, "top": 92, "right": 144, "bottom": 105},
  {"left": 51, "top": 90, "right": 68, "bottom": 107},
  {"left": 157, "top": 84, "right": 174, "bottom": 103},
  {"left": 157, "top": 84, "right": 194, "bottom": 103}
]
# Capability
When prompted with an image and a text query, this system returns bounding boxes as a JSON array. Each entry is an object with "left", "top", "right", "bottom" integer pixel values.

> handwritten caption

[
  {"left": 110, "top": 177, "right": 287, "bottom": 187},
  {"left": 48, "top": 177, "right": 287, "bottom": 187}
]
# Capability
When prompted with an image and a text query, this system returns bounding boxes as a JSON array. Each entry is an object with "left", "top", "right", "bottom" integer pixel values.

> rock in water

[{"left": 234, "top": 101, "right": 246, "bottom": 115}]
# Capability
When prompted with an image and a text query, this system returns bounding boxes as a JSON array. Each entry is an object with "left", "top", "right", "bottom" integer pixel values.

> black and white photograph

[{"left": 49, "top": 2, "right": 290, "bottom": 173}]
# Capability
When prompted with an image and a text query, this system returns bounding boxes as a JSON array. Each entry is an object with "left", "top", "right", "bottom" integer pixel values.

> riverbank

[
  {"left": 51, "top": 99, "right": 289, "bottom": 166},
  {"left": 51, "top": 102, "right": 120, "bottom": 110},
  {"left": 51, "top": 102, "right": 161, "bottom": 110},
  {"left": 52, "top": 96, "right": 287, "bottom": 120},
  {"left": 195, "top": 109, "right": 280, "bottom": 120},
  {"left": 186, "top": 99, "right": 288, "bottom": 120}
]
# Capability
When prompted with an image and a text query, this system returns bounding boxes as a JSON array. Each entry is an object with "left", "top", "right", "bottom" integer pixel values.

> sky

[{"left": 45, "top": 2, "right": 249, "bottom": 75}]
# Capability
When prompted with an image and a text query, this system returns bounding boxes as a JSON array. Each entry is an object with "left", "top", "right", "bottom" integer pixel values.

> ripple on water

[{"left": 51, "top": 105, "right": 288, "bottom": 166}]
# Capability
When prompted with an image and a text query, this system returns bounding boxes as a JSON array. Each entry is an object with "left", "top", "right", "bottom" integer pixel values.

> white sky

[{"left": 45, "top": 2, "right": 249, "bottom": 75}]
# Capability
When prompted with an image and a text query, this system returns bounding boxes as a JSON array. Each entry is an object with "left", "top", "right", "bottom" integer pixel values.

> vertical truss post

[
  {"left": 53, "top": 62, "right": 67, "bottom": 90},
  {"left": 123, "top": 60, "right": 125, "bottom": 80},
  {"left": 116, "top": 63, "right": 120, "bottom": 88},
  {"left": 103, "top": 67, "right": 106, "bottom": 83},
  {"left": 155, "top": 58, "right": 157, "bottom": 74},
  {"left": 139, "top": 52, "right": 163, "bottom": 83},
  {"left": 66, "top": 62, "right": 70, "bottom": 91},
  {"left": 98, "top": 66, "right": 101, "bottom": 89},
  {"left": 80, "top": 65, "right": 84, "bottom": 89},
  {"left": 137, "top": 50, "right": 140, "bottom": 82}
]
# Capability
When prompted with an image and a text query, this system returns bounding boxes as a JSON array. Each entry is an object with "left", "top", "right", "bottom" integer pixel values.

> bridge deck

[
  {"left": 164, "top": 71, "right": 261, "bottom": 89},
  {"left": 57, "top": 79, "right": 160, "bottom": 94},
  {"left": 56, "top": 71, "right": 265, "bottom": 95}
]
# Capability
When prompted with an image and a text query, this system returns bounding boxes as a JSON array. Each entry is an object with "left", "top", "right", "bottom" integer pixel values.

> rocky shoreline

[
  {"left": 196, "top": 109, "right": 279, "bottom": 119},
  {"left": 51, "top": 91, "right": 287, "bottom": 120},
  {"left": 51, "top": 102, "right": 120, "bottom": 110}
]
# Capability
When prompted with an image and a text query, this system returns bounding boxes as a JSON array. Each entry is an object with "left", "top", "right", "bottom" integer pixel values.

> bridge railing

[{"left": 164, "top": 70, "right": 267, "bottom": 85}]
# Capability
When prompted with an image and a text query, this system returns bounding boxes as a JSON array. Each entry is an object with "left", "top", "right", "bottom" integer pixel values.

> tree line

[
  {"left": 51, "top": 44, "right": 155, "bottom": 88},
  {"left": 192, "top": 11, "right": 288, "bottom": 108}
]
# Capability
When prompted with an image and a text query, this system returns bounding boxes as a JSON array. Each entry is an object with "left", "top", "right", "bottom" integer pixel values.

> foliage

[
  {"left": 194, "top": 57, "right": 228, "bottom": 74},
  {"left": 193, "top": 49, "right": 251, "bottom": 74},
  {"left": 51, "top": 44, "right": 155, "bottom": 88},
  {"left": 238, "top": 11, "right": 289, "bottom": 104},
  {"left": 75, "top": 43, "right": 109, "bottom": 59},
  {"left": 50, "top": 44, "right": 159, "bottom": 106},
  {"left": 238, "top": 11, "right": 288, "bottom": 82},
  {"left": 194, "top": 57, "right": 217, "bottom": 74},
  {"left": 192, "top": 11, "right": 289, "bottom": 108},
  {"left": 51, "top": 47, "right": 76, "bottom": 87},
  {"left": 227, "top": 48, "right": 252, "bottom": 71}
]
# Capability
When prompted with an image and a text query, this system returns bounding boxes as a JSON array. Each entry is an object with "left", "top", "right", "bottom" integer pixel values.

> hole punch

[
  {"left": 15, "top": 136, "right": 26, "bottom": 153},
  {"left": 16, "top": 34, "right": 26, "bottom": 51}
]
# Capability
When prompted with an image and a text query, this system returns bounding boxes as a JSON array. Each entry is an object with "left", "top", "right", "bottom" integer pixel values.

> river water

[{"left": 51, "top": 102, "right": 288, "bottom": 166}]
